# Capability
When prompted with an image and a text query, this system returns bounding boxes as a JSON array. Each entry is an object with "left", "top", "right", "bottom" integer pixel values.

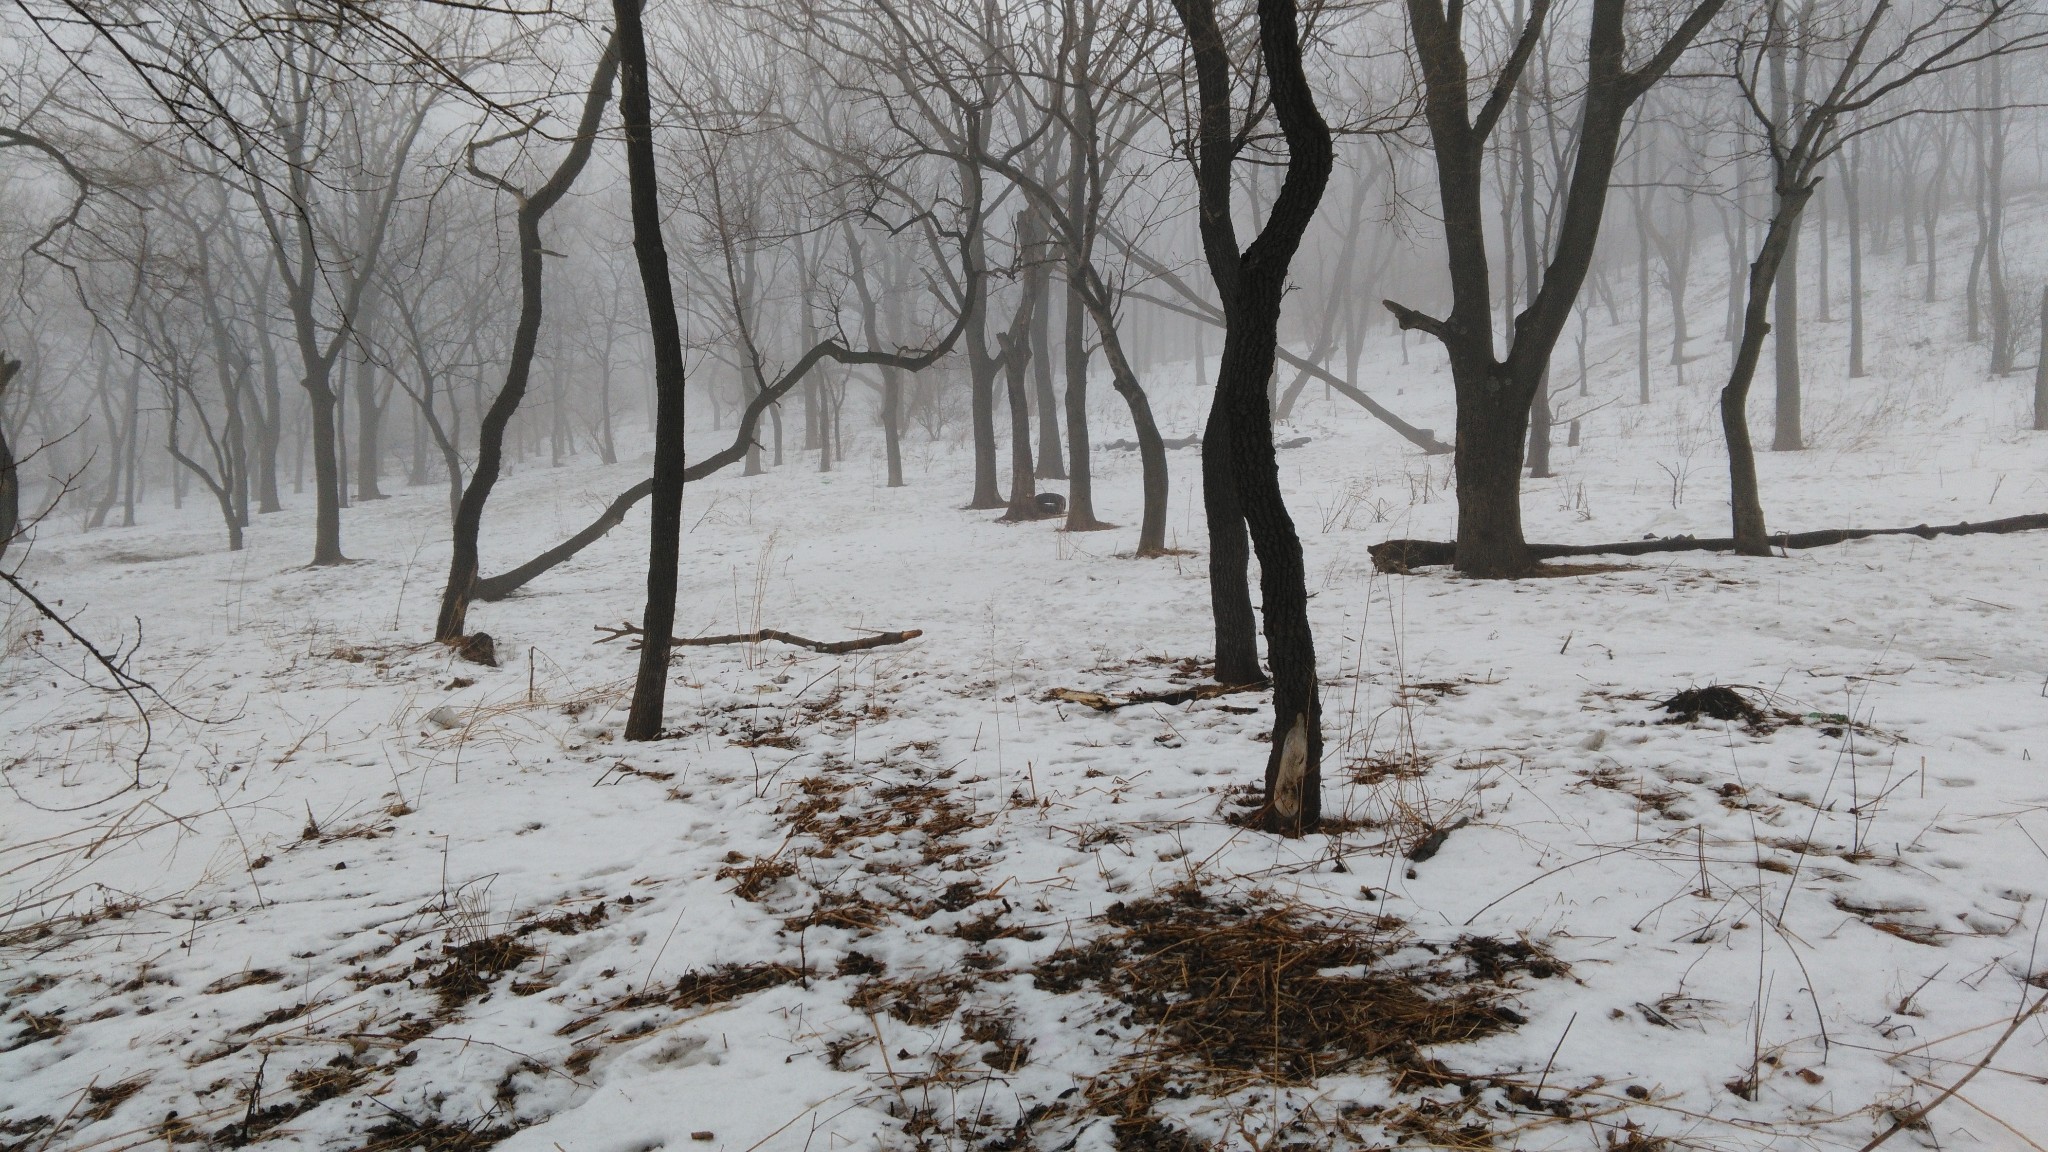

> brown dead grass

[{"left": 1035, "top": 886, "right": 1561, "bottom": 1147}]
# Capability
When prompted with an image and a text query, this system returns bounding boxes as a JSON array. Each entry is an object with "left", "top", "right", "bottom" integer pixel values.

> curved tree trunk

[
  {"left": 615, "top": 0, "right": 687, "bottom": 741},
  {"left": 1722, "top": 188, "right": 1811, "bottom": 556},
  {"left": 1175, "top": 0, "right": 1333, "bottom": 836},
  {"left": 434, "top": 37, "right": 619, "bottom": 643}
]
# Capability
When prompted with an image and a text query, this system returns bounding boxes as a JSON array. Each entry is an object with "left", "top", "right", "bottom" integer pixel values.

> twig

[{"left": 1855, "top": 989, "right": 2048, "bottom": 1152}]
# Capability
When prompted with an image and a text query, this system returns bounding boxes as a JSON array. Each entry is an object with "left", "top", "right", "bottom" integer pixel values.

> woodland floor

[{"left": 6, "top": 251, "right": 2048, "bottom": 1152}]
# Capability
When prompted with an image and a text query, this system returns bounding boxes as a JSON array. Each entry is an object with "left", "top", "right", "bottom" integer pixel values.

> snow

[{"left": 5, "top": 245, "right": 2048, "bottom": 1152}]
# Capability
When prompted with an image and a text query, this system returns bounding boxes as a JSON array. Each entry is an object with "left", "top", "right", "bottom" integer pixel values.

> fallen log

[
  {"left": 1370, "top": 512, "right": 2048, "bottom": 573},
  {"left": 1046, "top": 679, "right": 1268, "bottom": 712},
  {"left": 595, "top": 621, "right": 923, "bottom": 654}
]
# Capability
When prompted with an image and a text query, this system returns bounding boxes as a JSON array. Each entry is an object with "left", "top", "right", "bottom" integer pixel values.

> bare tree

[
  {"left": 1716, "top": 0, "right": 2045, "bottom": 555},
  {"left": 1385, "top": 0, "right": 1727, "bottom": 576},
  {"left": 1174, "top": 0, "right": 1332, "bottom": 834}
]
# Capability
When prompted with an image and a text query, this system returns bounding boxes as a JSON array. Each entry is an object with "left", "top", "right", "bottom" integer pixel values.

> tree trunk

[
  {"left": 1840, "top": 147, "right": 1865, "bottom": 378},
  {"left": 1175, "top": 0, "right": 1332, "bottom": 834},
  {"left": 355, "top": 352, "right": 386, "bottom": 501},
  {"left": 1771, "top": 218, "right": 1801, "bottom": 451},
  {"left": 1062, "top": 275, "right": 1107, "bottom": 530},
  {"left": 964, "top": 222, "right": 1004, "bottom": 509},
  {"left": 435, "top": 37, "right": 618, "bottom": 642},
  {"left": 1722, "top": 187, "right": 1812, "bottom": 556},
  {"left": 1813, "top": 179, "right": 1830, "bottom": 322},
  {"left": 1202, "top": 410, "right": 1260, "bottom": 684},
  {"left": 0, "top": 354, "right": 17, "bottom": 562},
  {"left": 1982, "top": 61, "right": 2012, "bottom": 375},
  {"left": 616, "top": 0, "right": 686, "bottom": 741},
  {"left": 307, "top": 379, "right": 345, "bottom": 565},
  {"left": 1000, "top": 213, "right": 1048, "bottom": 521},
  {"left": 1032, "top": 263, "right": 1064, "bottom": 479},
  {"left": 1516, "top": 66, "right": 1551, "bottom": 478},
  {"left": 2034, "top": 285, "right": 2048, "bottom": 431},
  {"left": 1634, "top": 186, "right": 1651, "bottom": 405},
  {"left": 254, "top": 318, "right": 283, "bottom": 513}
]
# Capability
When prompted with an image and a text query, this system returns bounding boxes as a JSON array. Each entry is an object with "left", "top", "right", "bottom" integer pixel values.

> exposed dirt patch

[{"left": 1660, "top": 684, "right": 1766, "bottom": 725}]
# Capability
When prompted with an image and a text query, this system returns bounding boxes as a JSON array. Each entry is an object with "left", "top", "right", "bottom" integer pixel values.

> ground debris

[
  {"left": 1659, "top": 684, "right": 1769, "bottom": 725},
  {"left": 671, "top": 961, "right": 808, "bottom": 1008},
  {"left": 426, "top": 936, "right": 540, "bottom": 1012}
]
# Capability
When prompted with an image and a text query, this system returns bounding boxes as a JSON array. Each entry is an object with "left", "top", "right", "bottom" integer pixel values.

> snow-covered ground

[{"left": 5, "top": 241, "right": 2048, "bottom": 1152}]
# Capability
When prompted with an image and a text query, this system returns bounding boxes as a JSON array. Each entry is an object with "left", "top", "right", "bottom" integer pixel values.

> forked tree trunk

[
  {"left": 1176, "top": 0, "right": 1333, "bottom": 835},
  {"left": 1391, "top": 0, "right": 1724, "bottom": 577},
  {"left": 1000, "top": 213, "right": 1048, "bottom": 521}
]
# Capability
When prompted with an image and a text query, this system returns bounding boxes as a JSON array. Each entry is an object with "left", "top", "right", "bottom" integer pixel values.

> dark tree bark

[
  {"left": 616, "top": 0, "right": 688, "bottom": 741},
  {"left": 435, "top": 35, "right": 619, "bottom": 644},
  {"left": 1174, "top": 0, "right": 1334, "bottom": 835},
  {"left": 1387, "top": 0, "right": 1726, "bottom": 577},
  {"left": 0, "top": 353, "right": 18, "bottom": 562},
  {"left": 1515, "top": 41, "right": 1552, "bottom": 478}
]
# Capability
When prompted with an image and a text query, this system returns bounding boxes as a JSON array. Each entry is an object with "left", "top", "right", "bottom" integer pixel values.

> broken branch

[
  {"left": 595, "top": 622, "right": 923, "bottom": 655},
  {"left": 1045, "top": 680, "right": 1269, "bottom": 712}
]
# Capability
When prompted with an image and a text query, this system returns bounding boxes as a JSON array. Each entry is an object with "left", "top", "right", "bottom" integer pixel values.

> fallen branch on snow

[
  {"left": 595, "top": 622, "right": 923, "bottom": 654},
  {"left": 1370, "top": 512, "right": 2048, "bottom": 573},
  {"left": 1045, "top": 680, "right": 1268, "bottom": 711}
]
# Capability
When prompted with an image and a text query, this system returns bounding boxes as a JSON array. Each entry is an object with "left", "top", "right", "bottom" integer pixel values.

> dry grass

[{"left": 1034, "top": 886, "right": 1563, "bottom": 1146}]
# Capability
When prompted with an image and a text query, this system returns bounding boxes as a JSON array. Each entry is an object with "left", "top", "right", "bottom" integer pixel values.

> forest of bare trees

[
  {"left": 11, "top": 0, "right": 2043, "bottom": 829},
  {"left": 6, "top": 0, "right": 2048, "bottom": 1144}
]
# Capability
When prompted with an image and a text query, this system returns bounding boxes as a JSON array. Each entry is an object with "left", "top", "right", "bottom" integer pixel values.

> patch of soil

[{"left": 1658, "top": 685, "right": 1764, "bottom": 725}]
